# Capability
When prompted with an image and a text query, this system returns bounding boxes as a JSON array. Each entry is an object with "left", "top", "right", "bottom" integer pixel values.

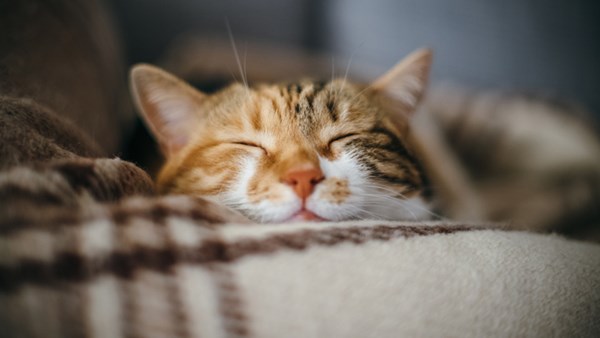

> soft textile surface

[
  {"left": 0, "top": 0, "right": 133, "bottom": 156},
  {"left": 2, "top": 213, "right": 599, "bottom": 338}
]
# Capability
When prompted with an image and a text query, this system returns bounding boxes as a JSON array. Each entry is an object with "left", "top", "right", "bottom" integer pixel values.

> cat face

[{"left": 130, "top": 49, "right": 433, "bottom": 222}]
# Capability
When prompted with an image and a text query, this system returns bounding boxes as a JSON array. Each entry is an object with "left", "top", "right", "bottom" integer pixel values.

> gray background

[{"left": 108, "top": 0, "right": 600, "bottom": 116}]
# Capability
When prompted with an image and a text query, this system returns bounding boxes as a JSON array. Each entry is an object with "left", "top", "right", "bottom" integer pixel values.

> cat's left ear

[
  {"left": 371, "top": 48, "right": 433, "bottom": 118},
  {"left": 130, "top": 64, "right": 206, "bottom": 157}
]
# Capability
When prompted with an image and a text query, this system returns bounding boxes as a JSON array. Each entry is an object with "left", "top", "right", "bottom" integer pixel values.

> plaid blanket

[{"left": 2, "top": 199, "right": 599, "bottom": 337}]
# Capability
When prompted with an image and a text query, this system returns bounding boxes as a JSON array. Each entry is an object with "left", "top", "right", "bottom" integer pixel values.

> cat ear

[
  {"left": 371, "top": 48, "right": 433, "bottom": 118},
  {"left": 130, "top": 64, "right": 205, "bottom": 156}
]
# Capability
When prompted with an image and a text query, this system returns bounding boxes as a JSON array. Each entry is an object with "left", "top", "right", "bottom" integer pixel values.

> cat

[
  {"left": 130, "top": 49, "right": 435, "bottom": 223},
  {"left": 130, "top": 48, "right": 600, "bottom": 237}
]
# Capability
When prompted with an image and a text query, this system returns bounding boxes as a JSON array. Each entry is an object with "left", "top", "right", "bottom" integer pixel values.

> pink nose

[{"left": 282, "top": 168, "right": 324, "bottom": 199}]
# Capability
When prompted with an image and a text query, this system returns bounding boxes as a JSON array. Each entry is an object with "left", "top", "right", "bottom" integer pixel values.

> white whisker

[
  {"left": 225, "top": 18, "right": 249, "bottom": 90},
  {"left": 331, "top": 56, "right": 335, "bottom": 84},
  {"left": 349, "top": 82, "right": 375, "bottom": 106},
  {"left": 360, "top": 183, "right": 447, "bottom": 220},
  {"left": 338, "top": 42, "right": 363, "bottom": 97},
  {"left": 243, "top": 42, "right": 248, "bottom": 87}
]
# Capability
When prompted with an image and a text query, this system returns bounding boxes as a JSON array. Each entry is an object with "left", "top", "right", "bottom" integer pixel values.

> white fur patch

[
  {"left": 218, "top": 156, "right": 300, "bottom": 223},
  {"left": 311, "top": 151, "right": 433, "bottom": 221},
  {"left": 307, "top": 152, "right": 369, "bottom": 221}
]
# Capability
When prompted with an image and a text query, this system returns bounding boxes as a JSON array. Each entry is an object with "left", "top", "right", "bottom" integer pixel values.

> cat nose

[{"left": 282, "top": 167, "right": 324, "bottom": 199}]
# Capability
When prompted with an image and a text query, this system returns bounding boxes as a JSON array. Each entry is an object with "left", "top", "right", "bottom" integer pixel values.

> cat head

[{"left": 130, "top": 49, "right": 433, "bottom": 222}]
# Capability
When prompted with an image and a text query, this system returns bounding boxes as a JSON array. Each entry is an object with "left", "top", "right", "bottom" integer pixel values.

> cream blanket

[{"left": 2, "top": 202, "right": 599, "bottom": 337}]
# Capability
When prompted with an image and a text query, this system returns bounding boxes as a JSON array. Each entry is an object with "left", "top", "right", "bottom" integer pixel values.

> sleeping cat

[
  {"left": 130, "top": 48, "right": 600, "bottom": 236},
  {"left": 130, "top": 49, "right": 434, "bottom": 222}
]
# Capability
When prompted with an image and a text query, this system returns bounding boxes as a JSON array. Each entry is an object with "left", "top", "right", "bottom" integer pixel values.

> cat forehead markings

[
  {"left": 210, "top": 81, "right": 351, "bottom": 144},
  {"left": 255, "top": 80, "right": 372, "bottom": 134}
]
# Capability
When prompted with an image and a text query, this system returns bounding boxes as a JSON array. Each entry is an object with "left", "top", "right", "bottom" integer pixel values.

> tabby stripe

[
  {"left": 251, "top": 100, "right": 262, "bottom": 130},
  {"left": 270, "top": 98, "right": 279, "bottom": 119},
  {"left": 286, "top": 83, "right": 302, "bottom": 95},
  {"left": 304, "top": 81, "right": 326, "bottom": 112},
  {"left": 326, "top": 99, "right": 337, "bottom": 121},
  {"left": 367, "top": 127, "right": 429, "bottom": 195},
  {"left": 362, "top": 160, "right": 417, "bottom": 191},
  {"left": 0, "top": 224, "right": 479, "bottom": 292},
  {"left": 304, "top": 92, "right": 316, "bottom": 112},
  {"left": 370, "top": 127, "right": 419, "bottom": 165}
]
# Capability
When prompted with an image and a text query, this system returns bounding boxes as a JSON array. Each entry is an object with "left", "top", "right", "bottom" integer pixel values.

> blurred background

[{"left": 107, "top": 0, "right": 600, "bottom": 115}]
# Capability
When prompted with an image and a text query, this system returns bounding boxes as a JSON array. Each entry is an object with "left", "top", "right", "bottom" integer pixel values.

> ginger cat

[{"left": 130, "top": 49, "right": 434, "bottom": 223}]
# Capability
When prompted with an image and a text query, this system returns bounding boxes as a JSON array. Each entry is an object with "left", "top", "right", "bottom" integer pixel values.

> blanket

[{"left": 2, "top": 207, "right": 600, "bottom": 337}]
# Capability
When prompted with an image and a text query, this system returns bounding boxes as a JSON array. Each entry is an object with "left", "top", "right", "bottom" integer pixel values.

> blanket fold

[{"left": 2, "top": 218, "right": 599, "bottom": 337}]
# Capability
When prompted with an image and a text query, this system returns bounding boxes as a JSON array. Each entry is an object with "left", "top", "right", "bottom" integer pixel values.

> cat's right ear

[
  {"left": 371, "top": 48, "right": 433, "bottom": 118},
  {"left": 130, "top": 64, "right": 205, "bottom": 157}
]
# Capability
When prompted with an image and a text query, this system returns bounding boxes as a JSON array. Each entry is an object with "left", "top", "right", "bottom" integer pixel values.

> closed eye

[
  {"left": 328, "top": 133, "right": 359, "bottom": 147},
  {"left": 231, "top": 141, "right": 268, "bottom": 154}
]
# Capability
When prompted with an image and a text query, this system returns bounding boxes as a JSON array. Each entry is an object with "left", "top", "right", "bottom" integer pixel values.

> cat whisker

[
  {"left": 361, "top": 186, "right": 447, "bottom": 220},
  {"left": 331, "top": 56, "right": 335, "bottom": 85},
  {"left": 225, "top": 18, "right": 249, "bottom": 92},
  {"left": 243, "top": 42, "right": 248, "bottom": 87},
  {"left": 323, "top": 205, "right": 377, "bottom": 221},
  {"left": 228, "top": 69, "right": 239, "bottom": 84},
  {"left": 353, "top": 200, "right": 419, "bottom": 221},
  {"left": 359, "top": 182, "right": 446, "bottom": 219},
  {"left": 349, "top": 82, "right": 376, "bottom": 106},
  {"left": 222, "top": 202, "right": 265, "bottom": 221},
  {"left": 359, "top": 198, "right": 419, "bottom": 221},
  {"left": 330, "top": 56, "right": 339, "bottom": 103},
  {"left": 338, "top": 42, "right": 363, "bottom": 98},
  {"left": 353, "top": 206, "right": 386, "bottom": 221}
]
